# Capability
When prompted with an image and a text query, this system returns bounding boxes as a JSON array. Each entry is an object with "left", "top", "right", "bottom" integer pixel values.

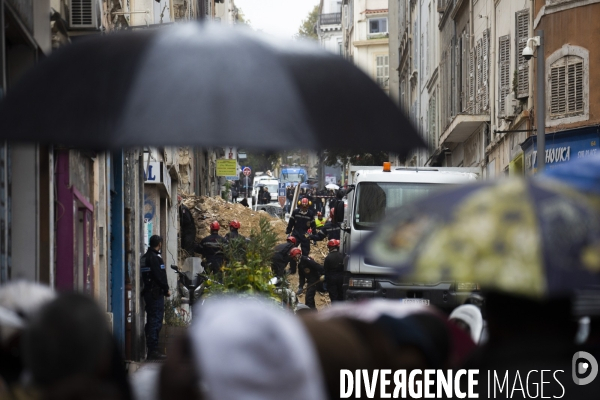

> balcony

[{"left": 320, "top": 12, "right": 342, "bottom": 25}]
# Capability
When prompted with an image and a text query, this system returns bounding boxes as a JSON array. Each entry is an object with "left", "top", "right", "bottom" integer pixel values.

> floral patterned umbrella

[{"left": 355, "top": 178, "right": 600, "bottom": 299}]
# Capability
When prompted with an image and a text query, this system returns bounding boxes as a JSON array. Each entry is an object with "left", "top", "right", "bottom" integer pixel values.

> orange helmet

[
  {"left": 287, "top": 236, "right": 297, "bottom": 245},
  {"left": 209, "top": 221, "right": 220, "bottom": 231},
  {"left": 229, "top": 220, "right": 241, "bottom": 229},
  {"left": 289, "top": 248, "right": 302, "bottom": 258},
  {"left": 317, "top": 212, "right": 322, "bottom": 217},
  {"left": 327, "top": 239, "right": 340, "bottom": 249}
]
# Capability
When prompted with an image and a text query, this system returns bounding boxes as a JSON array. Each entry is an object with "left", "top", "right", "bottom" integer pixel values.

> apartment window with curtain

[{"left": 369, "top": 18, "right": 388, "bottom": 34}]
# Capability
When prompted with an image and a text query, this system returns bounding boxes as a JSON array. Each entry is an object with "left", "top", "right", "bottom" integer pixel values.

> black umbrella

[{"left": 0, "top": 23, "right": 425, "bottom": 154}]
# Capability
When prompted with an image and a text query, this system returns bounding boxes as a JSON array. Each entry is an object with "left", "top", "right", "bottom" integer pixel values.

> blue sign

[
  {"left": 278, "top": 188, "right": 286, "bottom": 197},
  {"left": 225, "top": 176, "right": 239, "bottom": 181},
  {"left": 522, "top": 128, "right": 600, "bottom": 173}
]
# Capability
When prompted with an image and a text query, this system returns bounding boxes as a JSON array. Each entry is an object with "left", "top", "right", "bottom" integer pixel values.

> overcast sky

[{"left": 235, "top": 0, "right": 320, "bottom": 39}]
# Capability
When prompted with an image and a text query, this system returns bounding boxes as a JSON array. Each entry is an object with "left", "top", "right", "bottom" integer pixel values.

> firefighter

[
  {"left": 290, "top": 248, "right": 324, "bottom": 309},
  {"left": 270, "top": 236, "right": 298, "bottom": 277},
  {"left": 178, "top": 195, "right": 196, "bottom": 255},
  {"left": 323, "top": 239, "right": 344, "bottom": 302},
  {"left": 224, "top": 220, "right": 244, "bottom": 241},
  {"left": 311, "top": 208, "right": 342, "bottom": 242},
  {"left": 286, "top": 197, "right": 317, "bottom": 294},
  {"left": 196, "top": 221, "right": 226, "bottom": 275}
]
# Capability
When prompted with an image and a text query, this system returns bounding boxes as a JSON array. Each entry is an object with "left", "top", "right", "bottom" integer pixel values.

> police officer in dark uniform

[
  {"left": 178, "top": 195, "right": 196, "bottom": 255},
  {"left": 310, "top": 208, "right": 342, "bottom": 242},
  {"left": 290, "top": 248, "right": 324, "bottom": 309},
  {"left": 141, "top": 235, "right": 170, "bottom": 360},
  {"left": 286, "top": 197, "right": 317, "bottom": 295},
  {"left": 323, "top": 239, "right": 345, "bottom": 302},
  {"left": 270, "top": 236, "right": 298, "bottom": 277},
  {"left": 196, "top": 221, "right": 226, "bottom": 275}
]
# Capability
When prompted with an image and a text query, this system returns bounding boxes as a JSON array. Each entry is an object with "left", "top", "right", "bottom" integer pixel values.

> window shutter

[
  {"left": 550, "top": 56, "right": 584, "bottom": 117},
  {"left": 516, "top": 10, "right": 530, "bottom": 99},
  {"left": 476, "top": 39, "right": 482, "bottom": 113},
  {"left": 498, "top": 35, "right": 510, "bottom": 117},
  {"left": 469, "top": 49, "right": 475, "bottom": 113},
  {"left": 482, "top": 29, "right": 490, "bottom": 111}
]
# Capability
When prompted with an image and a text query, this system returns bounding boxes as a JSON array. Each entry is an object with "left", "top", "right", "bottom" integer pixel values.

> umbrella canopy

[
  {"left": 0, "top": 23, "right": 425, "bottom": 155},
  {"left": 542, "top": 153, "right": 600, "bottom": 195},
  {"left": 325, "top": 183, "right": 339, "bottom": 190},
  {"left": 355, "top": 178, "right": 600, "bottom": 299}
]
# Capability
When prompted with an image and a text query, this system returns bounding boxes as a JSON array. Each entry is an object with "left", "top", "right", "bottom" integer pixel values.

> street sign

[
  {"left": 225, "top": 176, "right": 239, "bottom": 181},
  {"left": 216, "top": 159, "right": 238, "bottom": 177},
  {"left": 243, "top": 167, "right": 252, "bottom": 176},
  {"left": 278, "top": 196, "right": 286, "bottom": 207},
  {"left": 278, "top": 188, "right": 286, "bottom": 197}
]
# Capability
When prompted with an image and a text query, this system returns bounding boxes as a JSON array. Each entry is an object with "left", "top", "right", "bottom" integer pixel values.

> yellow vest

[{"left": 315, "top": 218, "right": 326, "bottom": 228}]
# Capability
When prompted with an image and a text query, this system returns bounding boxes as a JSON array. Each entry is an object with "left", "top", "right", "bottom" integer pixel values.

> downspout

[{"left": 418, "top": 4, "right": 422, "bottom": 166}]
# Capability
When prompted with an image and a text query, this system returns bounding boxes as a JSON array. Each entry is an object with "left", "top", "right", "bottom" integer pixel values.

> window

[
  {"left": 369, "top": 18, "right": 388, "bottom": 34},
  {"left": 516, "top": 10, "right": 530, "bottom": 99},
  {"left": 550, "top": 56, "right": 584, "bottom": 117},
  {"left": 376, "top": 55, "right": 389, "bottom": 88},
  {"left": 498, "top": 35, "right": 511, "bottom": 117}
]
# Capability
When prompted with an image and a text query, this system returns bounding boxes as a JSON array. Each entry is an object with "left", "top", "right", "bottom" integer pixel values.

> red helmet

[
  {"left": 327, "top": 239, "right": 340, "bottom": 249},
  {"left": 289, "top": 248, "right": 302, "bottom": 258},
  {"left": 209, "top": 221, "right": 220, "bottom": 231},
  {"left": 330, "top": 208, "right": 336, "bottom": 219},
  {"left": 317, "top": 212, "right": 322, "bottom": 217},
  {"left": 229, "top": 220, "right": 241, "bottom": 229},
  {"left": 300, "top": 198, "right": 309, "bottom": 207},
  {"left": 287, "top": 236, "right": 297, "bottom": 245}
]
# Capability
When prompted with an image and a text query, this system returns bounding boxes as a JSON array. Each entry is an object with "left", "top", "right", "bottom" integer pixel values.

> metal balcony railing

[{"left": 320, "top": 12, "right": 342, "bottom": 25}]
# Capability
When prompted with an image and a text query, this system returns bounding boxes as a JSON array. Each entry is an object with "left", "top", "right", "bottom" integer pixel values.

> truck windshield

[
  {"left": 280, "top": 172, "right": 306, "bottom": 184},
  {"left": 353, "top": 182, "right": 441, "bottom": 230}
]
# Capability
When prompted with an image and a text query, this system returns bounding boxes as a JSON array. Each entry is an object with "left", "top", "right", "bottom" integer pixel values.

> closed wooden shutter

[
  {"left": 550, "top": 56, "right": 584, "bottom": 117},
  {"left": 482, "top": 29, "right": 490, "bottom": 111},
  {"left": 476, "top": 39, "right": 482, "bottom": 113},
  {"left": 498, "top": 35, "right": 511, "bottom": 117},
  {"left": 469, "top": 49, "right": 475, "bottom": 113},
  {"left": 516, "top": 10, "right": 529, "bottom": 99}
]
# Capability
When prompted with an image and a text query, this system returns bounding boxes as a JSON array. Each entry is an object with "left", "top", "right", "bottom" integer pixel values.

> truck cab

[{"left": 341, "top": 165, "right": 479, "bottom": 311}]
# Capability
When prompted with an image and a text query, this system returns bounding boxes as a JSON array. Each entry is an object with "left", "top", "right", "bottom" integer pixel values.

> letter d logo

[{"left": 572, "top": 351, "right": 598, "bottom": 385}]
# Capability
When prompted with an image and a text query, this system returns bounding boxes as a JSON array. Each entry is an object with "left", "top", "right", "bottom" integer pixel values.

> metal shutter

[
  {"left": 469, "top": 49, "right": 475, "bottom": 113},
  {"left": 476, "top": 39, "right": 482, "bottom": 114},
  {"left": 498, "top": 35, "right": 511, "bottom": 117},
  {"left": 551, "top": 56, "right": 584, "bottom": 116},
  {"left": 516, "top": 10, "right": 530, "bottom": 99}
]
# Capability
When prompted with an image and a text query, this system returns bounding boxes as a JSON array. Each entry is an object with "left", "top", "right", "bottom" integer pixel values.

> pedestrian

[
  {"left": 311, "top": 208, "right": 342, "bottom": 242},
  {"left": 323, "top": 239, "right": 344, "bottom": 302},
  {"left": 290, "top": 248, "right": 324, "bottom": 309},
  {"left": 22, "top": 293, "right": 132, "bottom": 400},
  {"left": 286, "top": 197, "right": 317, "bottom": 295},
  {"left": 239, "top": 197, "right": 249, "bottom": 208},
  {"left": 260, "top": 187, "right": 271, "bottom": 204},
  {"left": 141, "top": 235, "right": 170, "bottom": 360},
  {"left": 270, "top": 236, "right": 298, "bottom": 277},
  {"left": 159, "top": 296, "right": 327, "bottom": 400},
  {"left": 196, "top": 221, "right": 226, "bottom": 275},
  {"left": 178, "top": 195, "right": 196, "bottom": 256},
  {"left": 231, "top": 185, "right": 239, "bottom": 203}
]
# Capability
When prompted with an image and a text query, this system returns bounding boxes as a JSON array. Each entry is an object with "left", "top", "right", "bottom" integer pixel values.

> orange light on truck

[{"left": 383, "top": 162, "right": 391, "bottom": 172}]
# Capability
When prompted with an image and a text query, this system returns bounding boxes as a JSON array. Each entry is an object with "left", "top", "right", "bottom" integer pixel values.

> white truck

[{"left": 339, "top": 165, "right": 480, "bottom": 311}]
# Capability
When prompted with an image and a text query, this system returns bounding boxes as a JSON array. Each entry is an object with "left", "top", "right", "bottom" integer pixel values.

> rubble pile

[{"left": 181, "top": 195, "right": 288, "bottom": 241}]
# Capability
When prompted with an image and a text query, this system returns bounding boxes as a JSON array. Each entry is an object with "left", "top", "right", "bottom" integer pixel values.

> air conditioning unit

[
  {"left": 69, "top": 0, "right": 100, "bottom": 29},
  {"left": 504, "top": 93, "right": 519, "bottom": 120}
]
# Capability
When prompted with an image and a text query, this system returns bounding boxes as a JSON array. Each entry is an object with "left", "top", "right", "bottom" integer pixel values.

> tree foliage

[
  {"left": 204, "top": 218, "right": 279, "bottom": 300},
  {"left": 324, "top": 150, "right": 390, "bottom": 167},
  {"left": 297, "top": 5, "right": 319, "bottom": 40},
  {"left": 242, "top": 150, "right": 280, "bottom": 175},
  {"left": 236, "top": 7, "right": 250, "bottom": 26}
]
